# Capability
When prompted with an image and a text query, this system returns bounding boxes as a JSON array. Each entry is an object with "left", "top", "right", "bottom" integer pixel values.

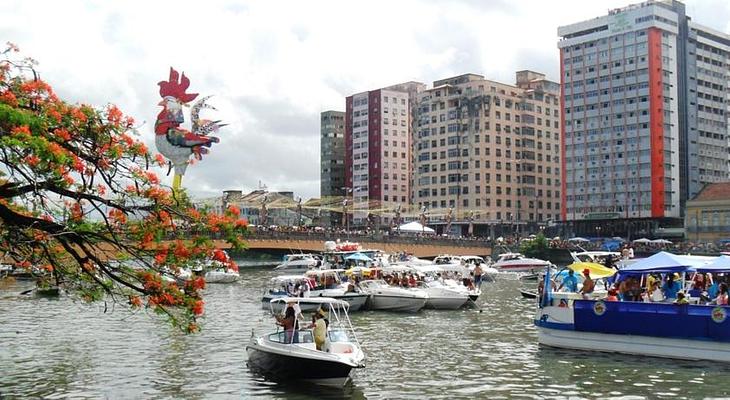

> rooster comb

[{"left": 158, "top": 67, "right": 199, "bottom": 103}]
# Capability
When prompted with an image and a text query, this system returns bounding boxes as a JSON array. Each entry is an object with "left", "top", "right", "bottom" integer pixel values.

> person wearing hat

[
  {"left": 662, "top": 273, "right": 682, "bottom": 302},
  {"left": 579, "top": 269, "right": 595, "bottom": 299},
  {"left": 312, "top": 308, "right": 328, "bottom": 351}
]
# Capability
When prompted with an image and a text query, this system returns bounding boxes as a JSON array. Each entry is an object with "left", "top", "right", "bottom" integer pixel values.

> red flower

[
  {"left": 130, "top": 296, "right": 143, "bottom": 308},
  {"left": 54, "top": 128, "right": 72, "bottom": 141},
  {"left": 25, "top": 154, "right": 40, "bottom": 167},
  {"left": 227, "top": 205, "right": 241, "bottom": 217},
  {"left": 212, "top": 249, "right": 228, "bottom": 262},
  {"left": 192, "top": 300, "right": 204, "bottom": 316}
]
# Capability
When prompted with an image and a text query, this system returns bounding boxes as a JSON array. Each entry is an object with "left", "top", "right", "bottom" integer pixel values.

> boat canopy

[
  {"left": 269, "top": 275, "right": 310, "bottom": 284},
  {"left": 344, "top": 252, "right": 373, "bottom": 262},
  {"left": 618, "top": 251, "right": 711, "bottom": 274},
  {"left": 270, "top": 296, "right": 350, "bottom": 308},
  {"left": 566, "top": 262, "right": 617, "bottom": 279},
  {"left": 695, "top": 255, "right": 730, "bottom": 273}
]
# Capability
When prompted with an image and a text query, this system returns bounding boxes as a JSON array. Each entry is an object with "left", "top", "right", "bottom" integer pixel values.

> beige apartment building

[{"left": 412, "top": 71, "right": 562, "bottom": 236}]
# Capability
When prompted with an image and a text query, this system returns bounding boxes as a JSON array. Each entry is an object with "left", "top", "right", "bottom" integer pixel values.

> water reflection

[{"left": 2, "top": 265, "right": 730, "bottom": 399}]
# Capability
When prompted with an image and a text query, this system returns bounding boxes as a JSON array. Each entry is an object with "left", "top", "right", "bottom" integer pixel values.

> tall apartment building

[
  {"left": 345, "top": 82, "right": 426, "bottom": 226},
  {"left": 320, "top": 110, "right": 346, "bottom": 198},
  {"left": 412, "top": 72, "right": 562, "bottom": 236},
  {"left": 320, "top": 110, "right": 346, "bottom": 227},
  {"left": 558, "top": 0, "right": 730, "bottom": 237}
]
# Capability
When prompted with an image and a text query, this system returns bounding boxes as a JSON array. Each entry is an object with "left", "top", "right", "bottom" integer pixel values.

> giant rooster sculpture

[{"left": 155, "top": 68, "right": 225, "bottom": 191}]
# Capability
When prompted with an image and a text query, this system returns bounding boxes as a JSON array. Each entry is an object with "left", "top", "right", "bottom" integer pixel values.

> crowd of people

[{"left": 551, "top": 268, "right": 730, "bottom": 306}]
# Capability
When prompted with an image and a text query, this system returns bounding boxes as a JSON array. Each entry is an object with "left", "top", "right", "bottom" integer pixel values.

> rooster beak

[{"left": 157, "top": 100, "right": 165, "bottom": 106}]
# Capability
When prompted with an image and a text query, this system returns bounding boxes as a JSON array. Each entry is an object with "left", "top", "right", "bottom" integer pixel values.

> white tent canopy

[
  {"left": 633, "top": 238, "right": 651, "bottom": 244},
  {"left": 398, "top": 221, "right": 435, "bottom": 234},
  {"left": 568, "top": 237, "right": 590, "bottom": 242}
]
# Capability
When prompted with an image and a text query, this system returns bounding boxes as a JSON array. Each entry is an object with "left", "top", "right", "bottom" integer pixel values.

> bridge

[{"left": 219, "top": 232, "right": 492, "bottom": 258}]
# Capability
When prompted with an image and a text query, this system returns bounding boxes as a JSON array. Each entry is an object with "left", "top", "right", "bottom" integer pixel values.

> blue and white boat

[{"left": 534, "top": 252, "right": 730, "bottom": 362}]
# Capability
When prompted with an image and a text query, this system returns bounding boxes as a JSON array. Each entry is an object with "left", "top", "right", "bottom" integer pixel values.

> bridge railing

[{"left": 245, "top": 230, "right": 493, "bottom": 249}]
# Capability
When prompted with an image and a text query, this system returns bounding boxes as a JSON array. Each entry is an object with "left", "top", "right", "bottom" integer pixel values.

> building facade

[
  {"left": 412, "top": 72, "right": 562, "bottom": 237},
  {"left": 685, "top": 182, "right": 730, "bottom": 243},
  {"left": 345, "top": 82, "right": 426, "bottom": 226},
  {"left": 320, "top": 111, "right": 346, "bottom": 198},
  {"left": 558, "top": 0, "right": 730, "bottom": 237},
  {"left": 320, "top": 110, "right": 346, "bottom": 227}
]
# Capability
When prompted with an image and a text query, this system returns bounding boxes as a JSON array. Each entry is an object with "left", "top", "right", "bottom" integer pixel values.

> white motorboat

[
  {"left": 358, "top": 279, "right": 428, "bottom": 312},
  {"left": 205, "top": 269, "right": 240, "bottom": 283},
  {"left": 460, "top": 255, "right": 498, "bottom": 282},
  {"left": 262, "top": 275, "right": 320, "bottom": 312},
  {"left": 274, "top": 254, "right": 321, "bottom": 272},
  {"left": 492, "top": 252, "right": 551, "bottom": 273},
  {"left": 246, "top": 297, "right": 366, "bottom": 386},
  {"left": 419, "top": 280, "right": 469, "bottom": 309},
  {"left": 305, "top": 270, "right": 369, "bottom": 312}
]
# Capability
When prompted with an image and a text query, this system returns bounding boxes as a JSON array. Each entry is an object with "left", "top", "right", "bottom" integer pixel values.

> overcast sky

[{"left": 3, "top": 0, "right": 728, "bottom": 200}]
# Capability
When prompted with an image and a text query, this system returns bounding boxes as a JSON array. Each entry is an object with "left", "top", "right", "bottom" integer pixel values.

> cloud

[{"left": 2, "top": 0, "right": 727, "bottom": 202}]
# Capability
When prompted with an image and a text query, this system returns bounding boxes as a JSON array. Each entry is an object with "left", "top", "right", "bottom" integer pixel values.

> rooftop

[{"left": 690, "top": 182, "right": 730, "bottom": 202}]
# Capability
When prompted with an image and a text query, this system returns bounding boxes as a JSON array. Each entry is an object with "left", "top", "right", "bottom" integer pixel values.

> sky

[{"left": 2, "top": 0, "right": 729, "bottom": 201}]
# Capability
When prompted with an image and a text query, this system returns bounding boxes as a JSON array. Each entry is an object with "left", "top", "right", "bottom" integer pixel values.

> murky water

[{"left": 2, "top": 262, "right": 730, "bottom": 399}]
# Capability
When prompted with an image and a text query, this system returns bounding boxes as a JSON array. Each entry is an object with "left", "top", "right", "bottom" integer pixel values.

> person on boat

[
  {"left": 662, "top": 273, "right": 682, "bottom": 302},
  {"left": 715, "top": 283, "right": 729, "bottom": 305},
  {"left": 692, "top": 273, "right": 707, "bottom": 291},
  {"left": 673, "top": 291, "right": 689, "bottom": 305},
  {"left": 606, "top": 288, "right": 619, "bottom": 302},
  {"left": 650, "top": 281, "right": 664, "bottom": 302},
  {"left": 311, "top": 308, "right": 328, "bottom": 351},
  {"left": 276, "top": 303, "right": 299, "bottom": 343},
  {"left": 579, "top": 269, "right": 595, "bottom": 299},
  {"left": 473, "top": 263, "right": 483, "bottom": 289},
  {"left": 706, "top": 276, "right": 720, "bottom": 302},
  {"left": 408, "top": 273, "right": 417, "bottom": 288},
  {"left": 557, "top": 269, "right": 578, "bottom": 293},
  {"left": 646, "top": 273, "right": 658, "bottom": 293}
]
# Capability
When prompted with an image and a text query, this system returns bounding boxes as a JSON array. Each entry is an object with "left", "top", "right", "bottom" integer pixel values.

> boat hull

[
  {"left": 204, "top": 271, "right": 240, "bottom": 283},
  {"left": 368, "top": 294, "right": 426, "bottom": 312},
  {"left": 246, "top": 345, "right": 356, "bottom": 386},
  {"left": 537, "top": 325, "right": 730, "bottom": 362},
  {"left": 425, "top": 296, "right": 469, "bottom": 310}
]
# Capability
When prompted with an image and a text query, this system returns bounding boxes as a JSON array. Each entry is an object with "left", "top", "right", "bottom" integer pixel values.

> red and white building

[{"left": 345, "top": 82, "right": 425, "bottom": 226}]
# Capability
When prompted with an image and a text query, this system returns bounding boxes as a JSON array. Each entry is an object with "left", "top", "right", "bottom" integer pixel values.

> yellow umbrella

[{"left": 567, "top": 262, "right": 617, "bottom": 279}]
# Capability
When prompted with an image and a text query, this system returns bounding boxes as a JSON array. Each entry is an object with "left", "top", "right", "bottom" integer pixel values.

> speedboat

[
  {"left": 246, "top": 297, "right": 366, "bottom": 386},
  {"left": 461, "top": 255, "right": 499, "bottom": 283},
  {"left": 274, "top": 254, "right": 321, "bottom": 272},
  {"left": 492, "top": 252, "right": 551, "bottom": 273},
  {"left": 419, "top": 280, "right": 469, "bottom": 310},
  {"left": 262, "top": 275, "right": 320, "bottom": 312},
  {"left": 205, "top": 269, "right": 240, "bottom": 283},
  {"left": 358, "top": 279, "right": 428, "bottom": 312},
  {"left": 305, "top": 269, "right": 370, "bottom": 312}
]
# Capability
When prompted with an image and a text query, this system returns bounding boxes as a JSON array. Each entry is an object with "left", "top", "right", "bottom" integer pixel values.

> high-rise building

[
  {"left": 412, "top": 72, "right": 562, "bottom": 237},
  {"left": 345, "top": 82, "right": 426, "bottom": 226},
  {"left": 558, "top": 0, "right": 730, "bottom": 237},
  {"left": 320, "top": 110, "right": 346, "bottom": 227},
  {"left": 320, "top": 110, "right": 346, "bottom": 198}
]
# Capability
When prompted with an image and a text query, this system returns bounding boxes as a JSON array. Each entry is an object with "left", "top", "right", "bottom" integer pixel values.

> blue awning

[
  {"left": 618, "top": 251, "right": 709, "bottom": 274},
  {"left": 696, "top": 255, "right": 730, "bottom": 273}
]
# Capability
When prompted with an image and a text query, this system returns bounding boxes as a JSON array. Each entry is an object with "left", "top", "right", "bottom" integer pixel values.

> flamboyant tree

[{"left": 0, "top": 44, "right": 247, "bottom": 332}]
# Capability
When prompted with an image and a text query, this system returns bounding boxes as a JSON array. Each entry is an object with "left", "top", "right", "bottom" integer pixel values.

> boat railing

[{"left": 572, "top": 299, "right": 730, "bottom": 342}]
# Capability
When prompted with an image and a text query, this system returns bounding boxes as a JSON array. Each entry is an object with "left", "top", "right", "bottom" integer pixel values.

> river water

[{"left": 2, "top": 261, "right": 730, "bottom": 399}]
